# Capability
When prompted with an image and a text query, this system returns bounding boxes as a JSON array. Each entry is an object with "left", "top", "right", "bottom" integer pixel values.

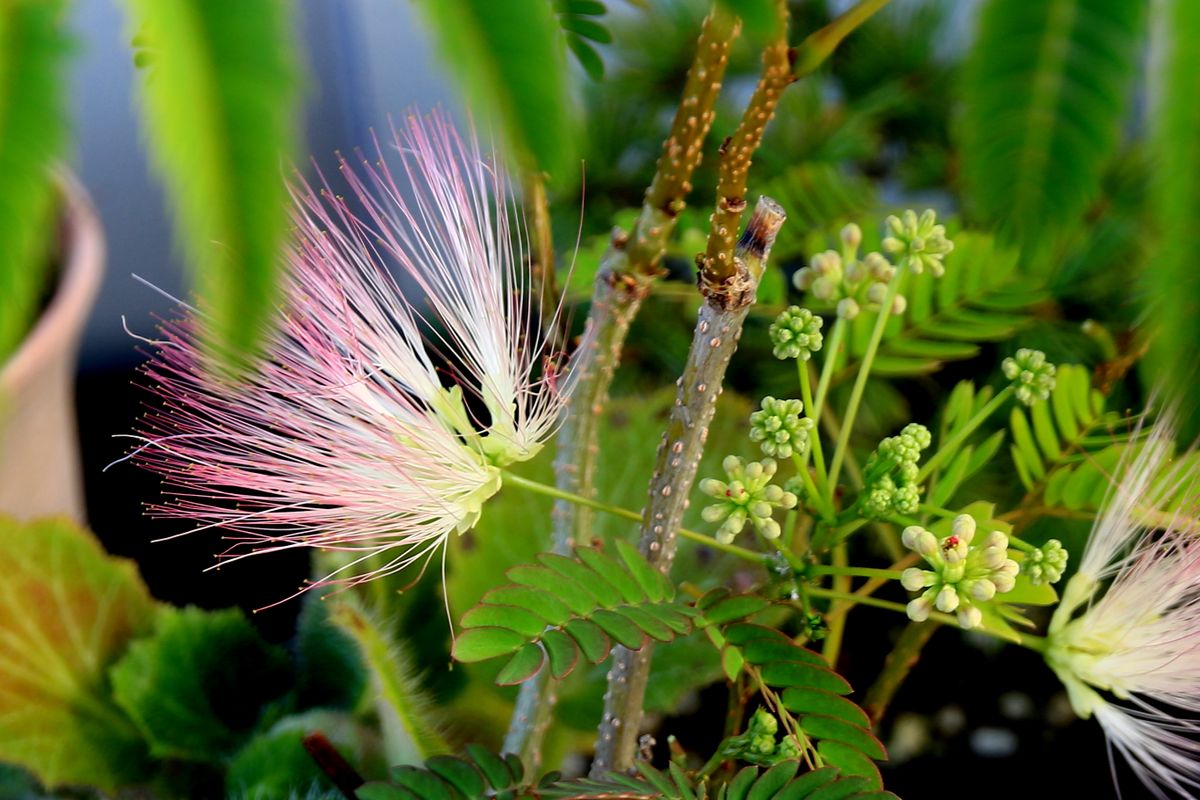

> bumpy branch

[
  {"left": 698, "top": 1, "right": 793, "bottom": 301},
  {"left": 591, "top": 198, "right": 787, "bottom": 776},
  {"left": 504, "top": 7, "right": 739, "bottom": 770}
]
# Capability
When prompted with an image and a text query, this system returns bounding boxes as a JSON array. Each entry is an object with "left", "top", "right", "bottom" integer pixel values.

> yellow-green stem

[
  {"left": 828, "top": 279, "right": 901, "bottom": 488},
  {"left": 916, "top": 385, "right": 1014, "bottom": 482},
  {"left": 501, "top": 472, "right": 767, "bottom": 566}
]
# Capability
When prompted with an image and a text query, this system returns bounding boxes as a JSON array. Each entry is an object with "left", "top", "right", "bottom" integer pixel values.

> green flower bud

[
  {"left": 749, "top": 397, "right": 814, "bottom": 459},
  {"left": 1023, "top": 539, "right": 1069, "bottom": 585},
  {"left": 881, "top": 208, "right": 954, "bottom": 276},
  {"left": 1002, "top": 348, "right": 1056, "bottom": 406},
  {"left": 769, "top": 307, "right": 824, "bottom": 361}
]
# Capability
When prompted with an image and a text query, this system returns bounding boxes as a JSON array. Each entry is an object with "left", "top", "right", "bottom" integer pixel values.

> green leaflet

[
  {"left": 0, "top": 0, "right": 70, "bottom": 362},
  {"left": 452, "top": 544, "right": 703, "bottom": 685},
  {"left": 0, "top": 517, "right": 156, "bottom": 791},
  {"left": 122, "top": 0, "right": 300, "bottom": 366},
  {"left": 1008, "top": 363, "right": 1120, "bottom": 505},
  {"left": 960, "top": 0, "right": 1144, "bottom": 252},
  {"left": 705, "top": 620, "right": 887, "bottom": 787},
  {"left": 415, "top": 0, "right": 576, "bottom": 180},
  {"left": 556, "top": 0, "right": 610, "bottom": 80}
]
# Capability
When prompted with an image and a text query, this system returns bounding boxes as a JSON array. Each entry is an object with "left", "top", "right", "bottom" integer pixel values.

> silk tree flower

[
  {"left": 1045, "top": 412, "right": 1200, "bottom": 798},
  {"left": 125, "top": 113, "right": 580, "bottom": 592}
]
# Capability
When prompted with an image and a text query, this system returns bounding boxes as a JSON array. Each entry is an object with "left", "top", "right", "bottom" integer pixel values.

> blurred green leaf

[
  {"left": 960, "top": 0, "right": 1144, "bottom": 253},
  {"left": 226, "top": 710, "right": 385, "bottom": 800},
  {"left": 0, "top": 517, "right": 155, "bottom": 792},
  {"left": 416, "top": 0, "right": 576, "bottom": 180},
  {"left": 1143, "top": 0, "right": 1200, "bottom": 424},
  {"left": 0, "top": 0, "right": 70, "bottom": 362},
  {"left": 122, "top": 0, "right": 300, "bottom": 365},
  {"left": 294, "top": 592, "right": 368, "bottom": 712},
  {"left": 110, "top": 606, "right": 292, "bottom": 763}
]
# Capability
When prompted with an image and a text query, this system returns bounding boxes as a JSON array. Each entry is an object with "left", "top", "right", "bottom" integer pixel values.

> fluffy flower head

[
  {"left": 1046, "top": 411, "right": 1200, "bottom": 798},
  {"left": 126, "top": 113, "right": 579, "bottom": 593}
]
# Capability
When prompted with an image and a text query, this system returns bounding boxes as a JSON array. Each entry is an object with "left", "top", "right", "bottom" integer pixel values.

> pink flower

[
  {"left": 1047, "top": 411, "right": 1200, "bottom": 798},
  {"left": 125, "top": 113, "right": 577, "bottom": 594}
]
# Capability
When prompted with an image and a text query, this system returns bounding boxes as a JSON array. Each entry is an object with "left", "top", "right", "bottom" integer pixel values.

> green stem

[
  {"left": 808, "top": 564, "right": 902, "bottom": 581},
  {"left": 792, "top": 0, "right": 893, "bottom": 76},
  {"left": 804, "top": 588, "right": 1047, "bottom": 650},
  {"left": 812, "top": 316, "right": 845, "bottom": 417},
  {"left": 828, "top": 279, "right": 900, "bottom": 489},
  {"left": 820, "top": 544, "right": 850, "bottom": 665},
  {"left": 863, "top": 621, "right": 937, "bottom": 724},
  {"left": 916, "top": 385, "right": 1013, "bottom": 483},
  {"left": 501, "top": 471, "right": 767, "bottom": 565},
  {"left": 799, "top": 360, "right": 830, "bottom": 495}
]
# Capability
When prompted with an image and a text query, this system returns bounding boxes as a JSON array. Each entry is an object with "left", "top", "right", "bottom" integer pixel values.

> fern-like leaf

[
  {"left": 1008, "top": 363, "right": 1116, "bottom": 506},
  {"left": 925, "top": 380, "right": 1007, "bottom": 509},
  {"left": 357, "top": 748, "right": 900, "bottom": 799},
  {"left": 0, "top": 0, "right": 70, "bottom": 361},
  {"left": 959, "top": 0, "right": 1144, "bottom": 251},
  {"left": 703, "top": 615, "right": 888, "bottom": 788},
  {"left": 556, "top": 0, "right": 610, "bottom": 80},
  {"left": 838, "top": 233, "right": 1047, "bottom": 380},
  {"left": 122, "top": 0, "right": 300, "bottom": 366},
  {"left": 452, "top": 542, "right": 724, "bottom": 685}
]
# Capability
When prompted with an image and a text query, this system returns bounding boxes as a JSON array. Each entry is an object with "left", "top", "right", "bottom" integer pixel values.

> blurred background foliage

[{"left": 2, "top": 0, "right": 1199, "bottom": 797}]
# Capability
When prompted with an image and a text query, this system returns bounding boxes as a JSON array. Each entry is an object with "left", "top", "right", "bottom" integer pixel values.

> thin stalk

[
  {"left": 799, "top": 360, "right": 831, "bottom": 503},
  {"left": 591, "top": 199, "right": 787, "bottom": 777},
  {"left": 524, "top": 171, "right": 557, "bottom": 327},
  {"left": 828, "top": 279, "right": 900, "bottom": 489},
  {"left": 502, "top": 471, "right": 767, "bottom": 565},
  {"left": 862, "top": 621, "right": 938, "bottom": 724},
  {"left": 812, "top": 317, "right": 846, "bottom": 417},
  {"left": 820, "top": 544, "right": 850, "bottom": 665},
  {"left": 808, "top": 564, "right": 903, "bottom": 581},
  {"left": 804, "top": 588, "right": 1048, "bottom": 651},
  {"left": 792, "top": 0, "right": 893, "bottom": 76},
  {"left": 916, "top": 385, "right": 1013, "bottom": 482},
  {"left": 507, "top": 7, "right": 740, "bottom": 770}
]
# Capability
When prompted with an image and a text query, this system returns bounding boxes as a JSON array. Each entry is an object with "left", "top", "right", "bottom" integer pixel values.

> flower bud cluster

[
  {"left": 723, "top": 708, "right": 803, "bottom": 765},
  {"left": 700, "top": 457, "right": 798, "bottom": 544},
  {"left": 768, "top": 307, "right": 823, "bottom": 361},
  {"left": 901, "top": 515, "right": 1020, "bottom": 629},
  {"left": 1023, "top": 539, "right": 1068, "bottom": 586},
  {"left": 749, "top": 397, "right": 815, "bottom": 459},
  {"left": 1002, "top": 348, "right": 1056, "bottom": 406},
  {"left": 861, "top": 423, "right": 931, "bottom": 518},
  {"left": 792, "top": 223, "right": 908, "bottom": 319},
  {"left": 882, "top": 208, "right": 954, "bottom": 276}
]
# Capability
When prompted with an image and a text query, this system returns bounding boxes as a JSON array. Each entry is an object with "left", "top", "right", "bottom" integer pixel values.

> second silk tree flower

[{"left": 132, "top": 113, "right": 580, "bottom": 588}]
